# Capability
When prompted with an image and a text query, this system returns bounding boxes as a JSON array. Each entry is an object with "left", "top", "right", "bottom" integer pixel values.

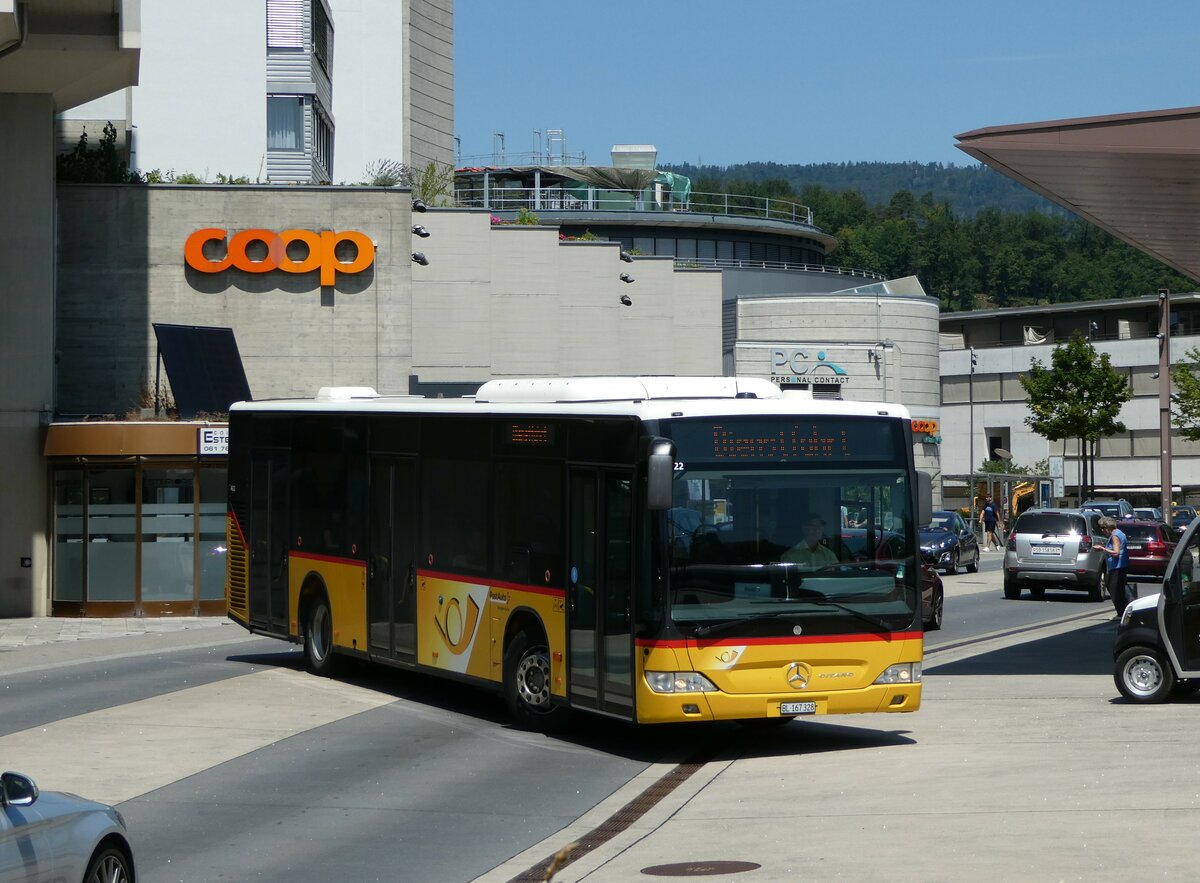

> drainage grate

[
  {"left": 641, "top": 860, "right": 762, "bottom": 877},
  {"left": 506, "top": 758, "right": 710, "bottom": 883}
]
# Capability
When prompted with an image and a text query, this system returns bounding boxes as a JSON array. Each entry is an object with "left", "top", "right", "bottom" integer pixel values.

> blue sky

[{"left": 455, "top": 0, "right": 1199, "bottom": 167}]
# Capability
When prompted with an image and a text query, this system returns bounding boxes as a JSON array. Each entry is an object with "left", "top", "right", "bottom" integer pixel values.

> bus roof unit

[{"left": 474, "top": 376, "right": 782, "bottom": 404}]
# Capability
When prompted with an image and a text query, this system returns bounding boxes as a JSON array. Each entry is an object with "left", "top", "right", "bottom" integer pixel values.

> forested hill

[{"left": 661, "top": 161, "right": 1062, "bottom": 217}]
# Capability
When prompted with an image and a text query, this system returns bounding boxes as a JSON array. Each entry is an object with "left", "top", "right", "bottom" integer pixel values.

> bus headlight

[
  {"left": 645, "top": 671, "right": 718, "bottom": 693},
  {"left": 874, "top": 663, "right": 921, "bottom": 685}
]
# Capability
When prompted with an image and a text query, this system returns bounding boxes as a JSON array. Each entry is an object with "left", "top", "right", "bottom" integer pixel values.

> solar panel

[{"left": 152, "top": 323, "right": 252, "bottom": 418}]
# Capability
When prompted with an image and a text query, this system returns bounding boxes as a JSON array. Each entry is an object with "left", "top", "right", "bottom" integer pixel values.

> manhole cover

[{"left": 641, "top": 860, "right": 761, "bottom": 877}]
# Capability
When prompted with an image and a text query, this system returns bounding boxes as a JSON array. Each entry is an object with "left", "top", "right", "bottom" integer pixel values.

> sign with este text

[{"left": 199, "top": 427, "right": 229, "bottom": 456}]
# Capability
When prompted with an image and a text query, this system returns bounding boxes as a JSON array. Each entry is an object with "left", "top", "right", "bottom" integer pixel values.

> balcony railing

[
  {"left": 454, "top": 186, "right": 815, "bottom": 226},
  {"left": 672, "top": 258, "right": 885, "bottom": 279}
]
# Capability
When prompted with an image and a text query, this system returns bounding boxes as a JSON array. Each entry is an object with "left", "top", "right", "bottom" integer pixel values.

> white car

[{"left": 1, "top": 770, "right": 135, "bottom": 882}]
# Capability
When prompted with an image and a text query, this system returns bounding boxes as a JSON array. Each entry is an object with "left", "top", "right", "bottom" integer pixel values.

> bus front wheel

[
  {"left": 503, "top": 629, "right": 568, "bottom": 732},
  {"left": 304, "top": 594, "right": 340, "bottom": 677}
]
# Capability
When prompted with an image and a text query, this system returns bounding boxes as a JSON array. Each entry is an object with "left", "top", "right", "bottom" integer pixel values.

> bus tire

[
  {"left": 1115, "top": 645, "right": 1174, "bottom": 703},
  {"left": 304, "top": 593, "right": 340, "bottom": 677},
  {"left": 503, "top": 629, "right": 568, "bottom": 732}
]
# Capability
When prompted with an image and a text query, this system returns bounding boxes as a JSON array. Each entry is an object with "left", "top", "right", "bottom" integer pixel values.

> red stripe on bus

[
  {"left": 417, "top": 568, "right": 566, "bottom": 597},
  {"left": 637, "top": 631, "right": 923, "bottom": 649},
  {"left": 290, "top": 550, "right": 367, "bottom": 568}
]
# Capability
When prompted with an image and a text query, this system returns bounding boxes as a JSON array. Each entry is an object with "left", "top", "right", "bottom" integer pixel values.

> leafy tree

[
  {"left": 415, "top": 161, "right": 456, "bottom": 206},
  {"left": 1171, "top": 346, "right": 1200, "bottom": 441},
  {"left": 57, "top": 122, "right": 139, "bottom": 183},
  {"left": 1020, "top": 332, "right": 1131, "bottom": 497}
]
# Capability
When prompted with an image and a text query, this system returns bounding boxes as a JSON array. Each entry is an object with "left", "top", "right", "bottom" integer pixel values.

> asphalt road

[{"left": 1, "top": 558, "right": 1149, "bottom": 882}]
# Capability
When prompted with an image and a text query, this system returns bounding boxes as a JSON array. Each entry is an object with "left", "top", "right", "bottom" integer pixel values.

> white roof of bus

[{"left": 229, "top": 377, "right": 912, "bottom": 421}]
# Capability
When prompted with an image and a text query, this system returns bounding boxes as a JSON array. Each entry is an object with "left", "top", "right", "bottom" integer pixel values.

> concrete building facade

[{"left": 60, "top": 0, "right": 454, "bottom": 183}]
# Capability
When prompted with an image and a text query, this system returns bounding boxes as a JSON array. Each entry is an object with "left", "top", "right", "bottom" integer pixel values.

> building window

[
  {"left": 312, "top": 0, "right": 333, "bottom": 75},
  {"left": 312, "top": 104, "right": 333, "bottom": 179},
  {"left": 267, "top": 96, "right": 304, "bottom": 151}
]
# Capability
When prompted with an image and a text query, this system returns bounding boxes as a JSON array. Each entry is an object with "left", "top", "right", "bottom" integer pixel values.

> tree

[
  {"left": 1019, "top": 332, "right": 1131, "bottom": 499},
  {"left": 57, "top": 122, "right": 139, "bottom": 183},
  {"left": 1171, "top": 346, "right": 1200, "bottom": 440}
]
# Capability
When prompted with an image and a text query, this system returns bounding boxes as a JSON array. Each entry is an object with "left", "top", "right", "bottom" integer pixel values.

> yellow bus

[{"left": 226, "top": 376, "right": 931, "bottom": 730}]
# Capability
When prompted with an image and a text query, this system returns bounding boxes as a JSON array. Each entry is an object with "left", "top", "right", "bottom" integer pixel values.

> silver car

[
  {"left": 1003, "top": 508, "right": 1109, "bottom": 601},
  {"left": 1, "top": 770, "right": 135, "bottom": 882}
]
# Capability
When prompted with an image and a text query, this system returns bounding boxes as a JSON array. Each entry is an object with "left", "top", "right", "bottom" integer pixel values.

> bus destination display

[{"left": 670, "top": 418, "right": 901, "bottom": 463}]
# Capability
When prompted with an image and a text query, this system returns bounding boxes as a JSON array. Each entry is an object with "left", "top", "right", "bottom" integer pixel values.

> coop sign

[
  {"left": 184, "top": 228, "right": 375, "bottom": 286},
  {"left": 770, "top": 348, "right": 850, "bottom": 385}
]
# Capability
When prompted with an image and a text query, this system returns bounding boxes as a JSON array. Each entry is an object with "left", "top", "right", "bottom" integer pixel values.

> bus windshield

[{"left": 663, "top": 417, "right": 918, "bottom": 636}]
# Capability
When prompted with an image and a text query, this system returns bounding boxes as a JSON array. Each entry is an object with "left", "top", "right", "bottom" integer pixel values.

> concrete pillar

[{"left": 0, "top": 93, "right": 55, "bottom": 616}]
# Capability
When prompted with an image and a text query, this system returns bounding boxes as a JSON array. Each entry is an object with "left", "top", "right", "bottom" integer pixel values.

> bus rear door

[{"left": 249, "top": 450, "right": 290, "bottom": 634}]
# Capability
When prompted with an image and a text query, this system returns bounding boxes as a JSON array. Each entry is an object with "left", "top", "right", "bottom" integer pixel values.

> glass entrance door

[
  {"left": 568, "top": 469, "right": 634, "bottom": 717},
  {"left": 368, "top": 456, "right": 418, "bottom": 661}
]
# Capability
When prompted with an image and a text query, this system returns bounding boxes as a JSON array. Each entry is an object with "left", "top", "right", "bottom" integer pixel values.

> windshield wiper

[
  {"left": 808, "top": 598, "right": 895, "bottom": 633},
  {"left": 693, "top": 612, "right": 801, "bottom": 638}
]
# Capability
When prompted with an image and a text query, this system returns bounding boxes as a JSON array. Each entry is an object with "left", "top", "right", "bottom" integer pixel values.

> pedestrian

[
  {"left": 1094, "top": 516, "right": 1130, "bottom": 616},
  {"left": 982, "top": 495, "right": 1001, "bottom": 550}
]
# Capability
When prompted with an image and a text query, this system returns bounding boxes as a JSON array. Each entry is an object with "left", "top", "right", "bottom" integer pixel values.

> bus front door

[
  {"left": 249, "top": 450, "right": 290, "bottom": 634},
  {"left": 568, "top": 469, "right": 635, "bottom": 718},
  {"left": 368, "top": 456, "right": 418, "bottom": 661}
]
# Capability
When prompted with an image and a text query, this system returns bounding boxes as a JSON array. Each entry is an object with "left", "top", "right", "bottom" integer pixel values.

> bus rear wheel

[
  {"left": 503, "top": 629, "right": 568, "bottom": 732},
  {"left": 304, "top": 594, "right": 340, "bottom": 677}
]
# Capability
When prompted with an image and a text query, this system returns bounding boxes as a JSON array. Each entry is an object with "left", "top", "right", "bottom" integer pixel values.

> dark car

[
  {"left": 1171, "top": 506, "right": 1197, "bottom": 530},
  {"left": 920, "top": 510, "right": 980, "bottom": 575},
  {"left": 1121, "top": 520, "right": 1178, "bottom": 584}
]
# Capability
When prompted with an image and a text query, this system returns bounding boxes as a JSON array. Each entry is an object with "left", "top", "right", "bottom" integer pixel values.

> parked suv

[
  {"left": 1082, "top": 499, "right": 1134, "bottom": 520},
  {"left": 1003, "top": 508, "right": 1108, "bottom": 601}
]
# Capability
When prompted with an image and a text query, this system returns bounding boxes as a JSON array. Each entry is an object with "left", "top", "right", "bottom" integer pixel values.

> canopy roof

[{"left": 956, "top": 106, "right": 1200, "bottom": 283}]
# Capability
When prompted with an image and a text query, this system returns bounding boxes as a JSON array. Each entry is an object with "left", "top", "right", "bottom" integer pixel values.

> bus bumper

[{"left": 635, "top": 682, "right": 921, "bottom": 724}]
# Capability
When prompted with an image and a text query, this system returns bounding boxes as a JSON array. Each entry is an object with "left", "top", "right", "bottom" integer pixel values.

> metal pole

[
  {"left": 969, "top": 354, "right": 976, "bottom": 539},
  {"left": 1160, "top": 289, "right": 1173, "bottom": 519},
  {"left": 154, "top": 345, "right": 161, "bottom": 417}
]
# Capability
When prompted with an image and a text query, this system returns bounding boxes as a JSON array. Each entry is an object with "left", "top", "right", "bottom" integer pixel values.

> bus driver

[{"left": 782, "top": 514, "right": 840, "bottom": 570}]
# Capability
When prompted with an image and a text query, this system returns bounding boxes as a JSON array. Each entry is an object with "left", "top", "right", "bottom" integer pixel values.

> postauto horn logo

[{"left": 184, "top": 228, "right": 375, "bottom": 286}]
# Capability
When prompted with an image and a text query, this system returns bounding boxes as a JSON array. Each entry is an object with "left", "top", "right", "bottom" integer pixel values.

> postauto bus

[{"left": 225, "top": 376, "right": 931, "bottom": 730}]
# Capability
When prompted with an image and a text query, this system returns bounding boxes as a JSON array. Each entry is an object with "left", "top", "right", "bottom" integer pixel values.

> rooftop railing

[
  {"left": 454, "top": 186, "right": 815, "bottom": 226},
  {"left": 672, "top": 258, "right": 885, "bottom": 279}
]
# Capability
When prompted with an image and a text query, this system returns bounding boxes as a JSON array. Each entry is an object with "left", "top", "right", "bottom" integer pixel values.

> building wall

[
  {"left": 60, "top": 0, "right": 454, "bottom": 184},
  {"left": 733, "top": 292, "right": 943, "bottom": 495},
  {"left": 133, "top": 0, "right": 266, "bottom": 179},
  {"left": 0, "top": 94, "right": 56, "bottom": 616},
  {"left": 54, "top": 188, "right": 722, "bottom": 415},
  {"left": 940, "top": 335, "right": 1200, "bottom": 503},
  {"left": 403, "top": 0, "right": 455, "bottom": 172}
]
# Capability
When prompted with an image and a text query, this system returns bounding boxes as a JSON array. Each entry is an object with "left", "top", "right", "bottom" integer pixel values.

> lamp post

[
  {"left": 1159, "top": 289, "right": 1173, "bottom": 520},
  {"left": 969, "top": 346, "right": 977, "bottom": 538}
]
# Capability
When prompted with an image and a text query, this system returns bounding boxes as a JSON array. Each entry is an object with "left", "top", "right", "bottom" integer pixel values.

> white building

[
  {"left": 59, "top": 0, "right": 454, "bottom": 184},
  {"left": 939, "top": 294, "right": 1200, "bottom": 508}
]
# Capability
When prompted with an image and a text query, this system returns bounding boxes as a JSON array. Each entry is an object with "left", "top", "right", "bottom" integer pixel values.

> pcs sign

[{"left": 185, "top": 228, "right": 375, "bottom": 286}]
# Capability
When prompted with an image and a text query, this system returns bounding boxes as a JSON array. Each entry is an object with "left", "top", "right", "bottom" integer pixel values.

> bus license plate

[
  {"left": 780, "top": 701, "right": 817, "bottom": 716},
  {"left": 1031, "top": 545, "right": 1061, "bottom": 556}
]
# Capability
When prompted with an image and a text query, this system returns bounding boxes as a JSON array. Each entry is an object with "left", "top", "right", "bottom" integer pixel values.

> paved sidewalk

[{"left": 0, "top": 616, "right": 232, "bottom": 649}]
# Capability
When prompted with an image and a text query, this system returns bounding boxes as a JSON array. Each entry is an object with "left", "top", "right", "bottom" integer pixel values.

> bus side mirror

[
  {"left": 917, "top": 471, "right": 933, "bottom": 527},
  {"left": 646, "top": 438, "right": 675, "bottom": 511}
]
